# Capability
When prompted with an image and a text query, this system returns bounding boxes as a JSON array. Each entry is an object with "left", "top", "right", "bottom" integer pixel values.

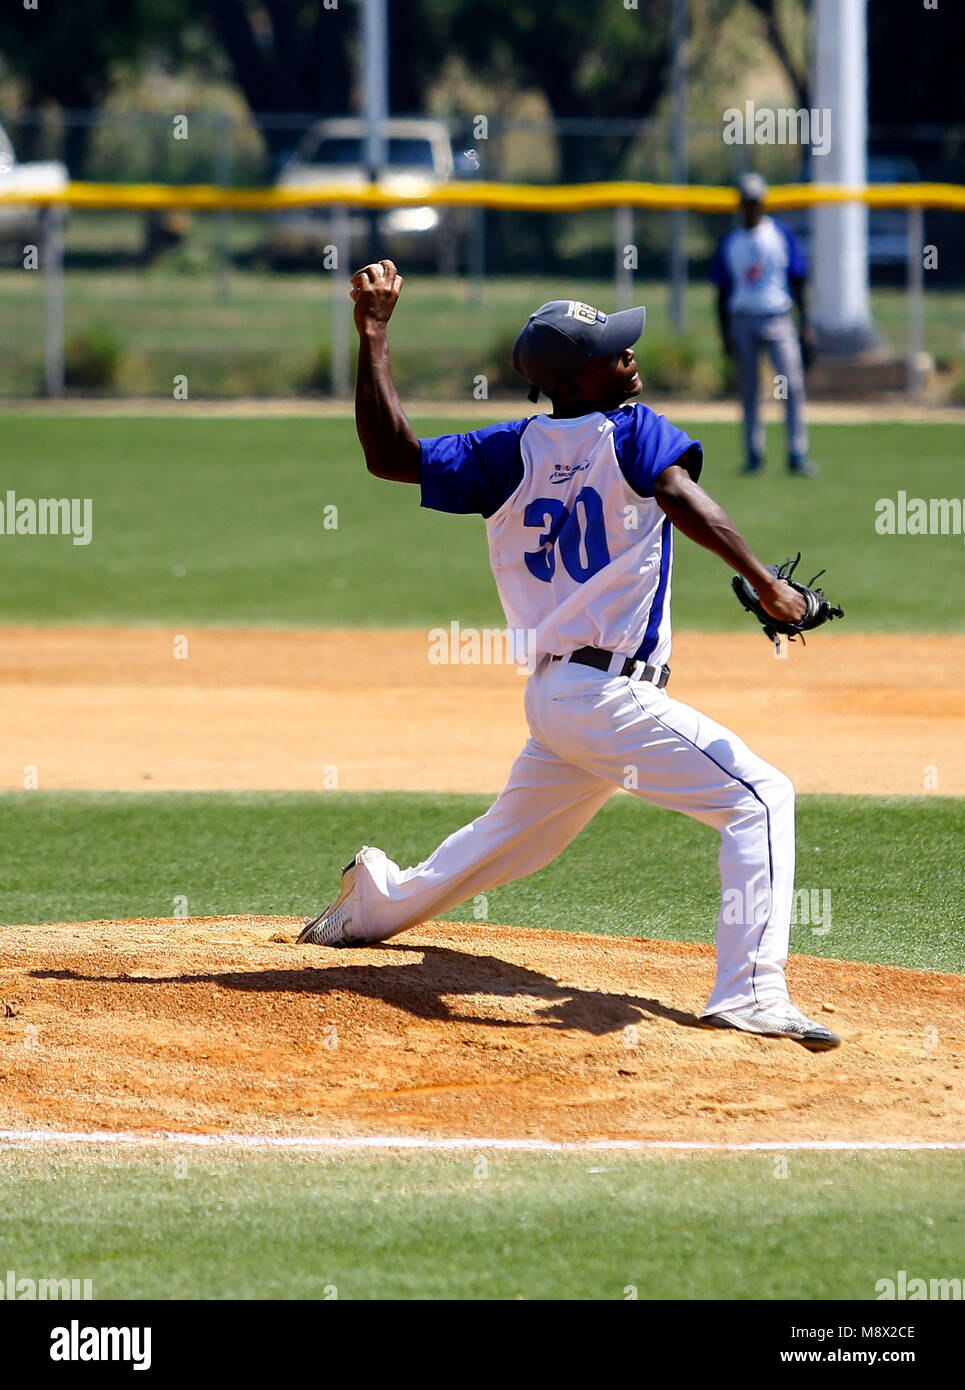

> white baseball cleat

[
  {"left": 298, "top": 850, "right": 369, "bottom": 947},
  {"left": 699, "top": 1001, "right": 841, "bottom": 1051}
]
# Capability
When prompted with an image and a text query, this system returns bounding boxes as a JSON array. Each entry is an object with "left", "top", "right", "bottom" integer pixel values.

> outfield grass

[
  {"left": 0, "top": 1148, "right": 962, "bottom": 1299},
  {"left": 0, "top": 416, "right": 962, "bottom": 630},
  {"left": 1, "top": 790, "right": 960, "bottom": 974},
  {"left": 1, "top": 267, "right": 963, "bottom": 398}
]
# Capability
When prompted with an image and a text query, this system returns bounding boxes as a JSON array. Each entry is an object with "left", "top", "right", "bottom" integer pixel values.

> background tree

[
  {"left": 436, "top": 0, "right": 679, "bottom": 183},
  {"left": 745, "top": 0, "right": 808, "bottom": 108},
  {"left": 0, "top": 0, "right": 192, "bottom": 172},
  {"left": 867, "top": 0, "right": 965, "bottom": 133},
  {"left": 205, "top": 0, "right": 356, "bottom": 170}
]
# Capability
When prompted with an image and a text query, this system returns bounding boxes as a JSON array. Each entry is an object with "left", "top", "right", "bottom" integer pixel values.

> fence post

[
  {"left": 43, "top": 205, "right": 65, "bottom": 398},
  {"left": 668, "top": 0, "right": 688, "bottom": 332},
  {"left": 906, "top": 205, "right": 925, "bottom": 399},
  {"left": 214, "top": 116, "right": 233, "bottom": 303},
  {"left": 331, "top": 206, "right": 352, "bottom": 399},
  {"left": 467, "top": 204, "right": 485, "bottom": 305},
  {"left": 614, "top": 206, "right": 633, "bottom": 310}
]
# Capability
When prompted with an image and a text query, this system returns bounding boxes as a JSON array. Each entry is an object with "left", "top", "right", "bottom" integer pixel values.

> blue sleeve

[
  {"left": 710, "top": 235, "right": 733, "bottom": 292},
  {"left": 611, "top": 405, "right": 703, "bottom": 498},
  {"left": 419, "top": 418, "right": 529, "bottom": 517},
  {"left": 778, "top": 221, "right": 808, "bottom": 279}
]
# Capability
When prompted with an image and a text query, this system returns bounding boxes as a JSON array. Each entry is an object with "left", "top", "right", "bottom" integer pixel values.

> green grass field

[
  {"left": 1, "top": 266, "right": 963, "bottom": 398},
  {"left": 1, "top": 790, "right": 962, "bottom": 974},
  {"left": 1, "top": 1148, "right": 962, "bottom": 1300},
  {"left": 1, "top": 415, "right": 962, "bottom": 629}
]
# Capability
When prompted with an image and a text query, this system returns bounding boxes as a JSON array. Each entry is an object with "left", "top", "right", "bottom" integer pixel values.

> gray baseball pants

[{"left": 731, "top": 310, "right": 808, "bottom": 462}]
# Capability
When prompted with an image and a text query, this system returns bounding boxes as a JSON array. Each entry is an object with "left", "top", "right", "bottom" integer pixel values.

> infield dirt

[
  {"left": 2, "top": 627, "right": 963, "bottom": 795},
  {"left": 1, "top": 918, "right": 962, "bottom": 1145}
]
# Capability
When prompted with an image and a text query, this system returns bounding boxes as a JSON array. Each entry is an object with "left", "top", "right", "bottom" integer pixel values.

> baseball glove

[{"left": 732, "top": 553, "right": 844, "bottom": 649}]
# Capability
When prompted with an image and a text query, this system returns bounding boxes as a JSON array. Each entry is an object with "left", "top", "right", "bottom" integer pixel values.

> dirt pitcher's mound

[{"left": 1, "top": 919, "right": 962, "bottom": 1146}]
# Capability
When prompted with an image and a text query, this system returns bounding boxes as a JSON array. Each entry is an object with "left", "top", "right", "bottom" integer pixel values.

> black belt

[{"left": 551, "top": 646, "right": 670, "bottom": 687}]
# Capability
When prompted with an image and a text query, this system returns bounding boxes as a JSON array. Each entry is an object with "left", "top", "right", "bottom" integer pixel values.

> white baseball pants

[{"left": 349, "top": 656, "right": 796, "bottom": 1014}]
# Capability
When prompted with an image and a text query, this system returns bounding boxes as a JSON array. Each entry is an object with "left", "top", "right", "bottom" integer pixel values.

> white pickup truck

[
  {"left": 271, "top": 117, "right": 459, "bottom": 268},
  {"left": 0, "top": 122, "right": 69, "bottom": 250}
]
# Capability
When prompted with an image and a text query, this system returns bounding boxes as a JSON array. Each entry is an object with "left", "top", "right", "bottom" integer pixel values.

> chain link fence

[{"left": 1, "top": 109, "right": 963, "bottom": 401}]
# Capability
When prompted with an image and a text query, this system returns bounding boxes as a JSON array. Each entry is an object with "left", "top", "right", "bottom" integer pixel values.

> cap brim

[{"left": 595, "top": 305, "right": 646, "bottom": 357}]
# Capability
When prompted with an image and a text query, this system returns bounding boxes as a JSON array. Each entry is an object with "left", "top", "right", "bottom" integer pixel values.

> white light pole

[
  {"left": 335, "top": 0, "right": 389, "bottom": 396},
  {"left": 811, "top": 0, "right": 876, "bottom": 351},
  {"left": 363, "top": 0, "right": 388, "bottom": 179}
]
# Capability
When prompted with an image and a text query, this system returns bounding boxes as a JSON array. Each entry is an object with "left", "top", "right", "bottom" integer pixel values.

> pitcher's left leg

[
  {"left": 629, "top": 694, "right": 796, "bottom": 1014},
  {"left": 538, "top": 678, "right": 796, "bottom": 1013}
]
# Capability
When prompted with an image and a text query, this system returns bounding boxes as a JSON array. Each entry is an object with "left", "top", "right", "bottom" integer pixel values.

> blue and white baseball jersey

[
  {"left": 710, "top": 216, "right": 807, "bottom": 315},
  {"left": 419, "top": 404, "right": 702, "bottom": 666}
]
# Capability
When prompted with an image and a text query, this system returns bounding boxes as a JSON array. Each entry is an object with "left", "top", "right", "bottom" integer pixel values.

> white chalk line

[{"left": 0, "top": 1130, "right": 963, "bottom": 1154}]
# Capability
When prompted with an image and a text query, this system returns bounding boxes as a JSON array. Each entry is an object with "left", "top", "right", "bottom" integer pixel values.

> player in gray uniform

[{"left": 712, "top": 173, "right": 816, "bottom": 476}]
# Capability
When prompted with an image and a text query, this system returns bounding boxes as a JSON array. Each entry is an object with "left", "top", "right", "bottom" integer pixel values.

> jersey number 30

[{"left": 523, "top": 487, "right": 611, "bottom": 583}]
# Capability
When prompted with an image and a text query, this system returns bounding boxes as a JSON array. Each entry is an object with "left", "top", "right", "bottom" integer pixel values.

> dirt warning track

[{"left": 1, "top": 919, "right": 962, "bottom": 1146}]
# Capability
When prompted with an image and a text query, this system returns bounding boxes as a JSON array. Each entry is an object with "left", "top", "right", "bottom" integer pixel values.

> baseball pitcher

[{"left": 301, "top": 258, "right": 841, "bottom": 1052}]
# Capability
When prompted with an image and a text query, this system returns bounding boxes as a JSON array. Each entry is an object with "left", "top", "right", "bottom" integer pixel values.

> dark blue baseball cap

[{"left": 512, "top": 298, "right": 647, "bottom": 402}]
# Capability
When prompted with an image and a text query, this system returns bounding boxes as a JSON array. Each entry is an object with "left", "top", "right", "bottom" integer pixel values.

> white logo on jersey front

[{"left": 548, "top": 457, "right": 592, "bottom": 484}]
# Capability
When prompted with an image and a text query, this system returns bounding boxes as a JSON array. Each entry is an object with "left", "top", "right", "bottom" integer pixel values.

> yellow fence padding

[{"left": 1, "top": 180, "right": 963, "bottom": 213}]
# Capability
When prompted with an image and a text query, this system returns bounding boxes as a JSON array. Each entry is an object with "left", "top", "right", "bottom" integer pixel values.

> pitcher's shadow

[{"left": 33, "top": 941, "right": 701, "bottom": 1037}]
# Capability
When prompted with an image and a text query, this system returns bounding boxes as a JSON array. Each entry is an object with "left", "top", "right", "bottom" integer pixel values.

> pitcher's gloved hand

[{"left": 733, "top": 553, "right": 844, "bottom": 650}]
